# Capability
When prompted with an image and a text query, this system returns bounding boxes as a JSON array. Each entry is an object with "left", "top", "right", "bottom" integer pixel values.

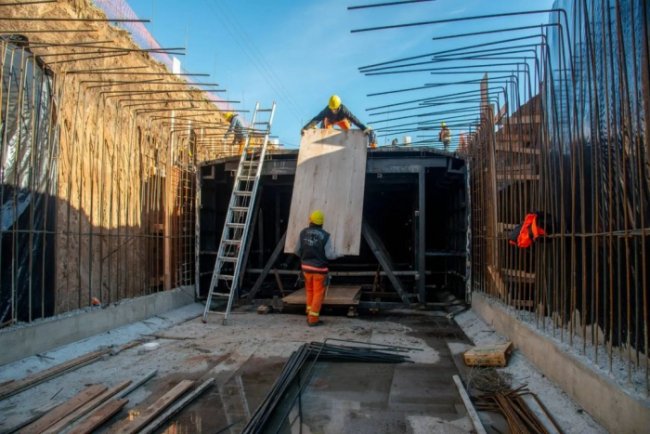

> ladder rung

[
  {"left": 257, "top": 109, "right": 273, "bottom": 112},
  {"left": 227, "top": 223, "right": 246, "bottom": 229},
  {"left": 223, "top": 239, "right": 241, "bottom": 245},
  {"left": 205, "top": 311, "right": 225, "bottom": 316},
  {"left": 219, "top": 256, "right": 238, "bottom": 263},
  {"left": 234, "top": 190, "right": 252, "bottom": 196},
  {"left": 210, "top": 292, "right": 231, "bottom": 298},
  {"left": 231, "top": 206, "right": 249, "bottom": 212},
  {"left": 254, "top": 122, "right": 269, "bottom": 125},
  {"left": 239, "top": 176, "right": 256, "bottom": 181},
  {"left": 216, "top": 274, "right": 235, "bottom": 281}
]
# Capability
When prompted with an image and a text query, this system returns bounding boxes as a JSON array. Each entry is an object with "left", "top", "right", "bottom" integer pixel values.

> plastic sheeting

[{"left": 0, "top": 36, "right": 58, "bottom": 324}]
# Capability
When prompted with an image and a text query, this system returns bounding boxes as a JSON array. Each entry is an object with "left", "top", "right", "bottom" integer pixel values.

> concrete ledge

[
  {"left": 0, "top": 288, "right": 196, "bottom": 366},
  {"left": 472, "top": 292, "right": 650, "bottom": 434}
]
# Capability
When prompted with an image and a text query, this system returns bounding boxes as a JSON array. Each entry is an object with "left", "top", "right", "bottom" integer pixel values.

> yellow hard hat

[
  {"left": 441, "top": 122, "right": 446, "bottom": 127},
  {"left": 310, "top": 210, "right": 324, "bottom": 225},
  {"left": 328, "top": 95, "right": 341, "bottom": 110},
  {"left": 224, "top": 112, "right": 234, "bottom": 120}
]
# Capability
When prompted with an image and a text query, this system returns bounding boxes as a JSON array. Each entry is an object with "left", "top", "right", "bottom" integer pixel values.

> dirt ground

[{"left": 0, "top": 303, "right": 606, "bottom": 433}]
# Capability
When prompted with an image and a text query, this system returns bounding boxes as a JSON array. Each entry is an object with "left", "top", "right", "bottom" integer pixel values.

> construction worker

[
  {"left": 294, "top": 210, "right": 340, "bottom": 327},
  {"left": 301, "top": 95, "right": 378, "bottom": 148},
  {"left": 223, "top": 112, "right": 247, "bottom": 155},
  {"left": 439, "top": 122, "right": 451, "bottom": 151}
]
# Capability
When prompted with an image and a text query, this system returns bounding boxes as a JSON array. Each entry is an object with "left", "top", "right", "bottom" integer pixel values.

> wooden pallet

[{"left": 283, "top": 285, "right": 362, "bottom": 306}]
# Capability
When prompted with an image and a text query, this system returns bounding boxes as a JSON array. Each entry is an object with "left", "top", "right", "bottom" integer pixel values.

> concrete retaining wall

[
  {"left": 472, "top": 292, "right": 650, "bottom": 434},
  {"left": 0, "top": 288, "right": 196, "bottom": 366}
]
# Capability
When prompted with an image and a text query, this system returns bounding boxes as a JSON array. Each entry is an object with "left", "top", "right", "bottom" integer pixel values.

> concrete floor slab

[{"left": 0, "top": 305, "right": 609, "bottom": 434}]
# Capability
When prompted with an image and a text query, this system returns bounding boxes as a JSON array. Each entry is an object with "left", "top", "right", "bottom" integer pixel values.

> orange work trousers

[
  {"left": 304, "top": 272, "right": 326, "bottom": 324},
  {"left": 236, "top": 139, "right": 246, "bottom": 155},
  {"left": 323, "top": 118, "right": 351, "bottom": 130}
]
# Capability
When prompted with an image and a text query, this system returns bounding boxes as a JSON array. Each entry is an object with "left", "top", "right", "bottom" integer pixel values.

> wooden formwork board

[{"left": 284, "top": 129, "right": 367, "bottom": 256}]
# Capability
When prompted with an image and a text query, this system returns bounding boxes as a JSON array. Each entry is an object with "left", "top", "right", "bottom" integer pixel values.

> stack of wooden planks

[{"left": 4, "top": 374, "right": 213, "bottom": 434}]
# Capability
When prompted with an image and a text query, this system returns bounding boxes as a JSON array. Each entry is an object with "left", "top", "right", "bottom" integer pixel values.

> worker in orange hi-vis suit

[{"left": 294, "top": 210, "right": 341, "bottom": 326}]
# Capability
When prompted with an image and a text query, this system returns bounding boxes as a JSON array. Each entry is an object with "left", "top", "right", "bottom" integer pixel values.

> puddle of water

[{"left": 155, "top": 357, "right": 286, "bottom": 434}]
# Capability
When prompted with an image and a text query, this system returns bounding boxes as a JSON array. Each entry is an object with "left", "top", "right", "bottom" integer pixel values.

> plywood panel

[{"left": 284, "top": 129, "right": 367, "bottom": 256}]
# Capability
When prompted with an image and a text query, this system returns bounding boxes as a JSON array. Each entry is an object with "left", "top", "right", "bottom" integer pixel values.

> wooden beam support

[{"left": 246, "top": 232, "right": 287, "bottom": 301}]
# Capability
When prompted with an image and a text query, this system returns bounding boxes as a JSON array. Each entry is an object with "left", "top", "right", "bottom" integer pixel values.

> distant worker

[
  {"left": 223, "top": 112, "right": 247, "bottom": 155},
  {"left": 439, "top": 122, "right": 451, "bottom": 151},
  {"left": 301, "top": 95, "right": 378, "bottom": 148},
  {"left": 294, "top": 210, "right": 340, "bottom": 327}
]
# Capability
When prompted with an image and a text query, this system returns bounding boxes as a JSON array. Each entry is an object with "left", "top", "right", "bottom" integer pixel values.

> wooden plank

[
  {"left": 284, "top": 129, "right": 367, "bottom": 256},
  {"left": 452, "top": 375, "right": 488, "bottom": 434},
  {"left": 66, "top": 399, "right": 129, "bottom": 434},
  {"left": 138, "top": 378, "right": 214, "bottom": 434},
  {"left": 62, "top": 371, "right": 157, "bottom": 434},
  {"left": 19, "top": 385, "right": 107, "bottom": 433},
  {"left": 497, "top": 222, "right": 517, "bottom": 231},
  {"left": 462, "top": 342, "right": 514, "bottom": 367},
  {"left": 495, "top": 144, "right": 540, "bottom": 155},
  {"left": 0, "top": 349, "right": 109, "bottom": 401},
  {"left": 487, "top": 265, "right": 506, "bottom": 296},
  {"left": 42, "top": 381, "right": 132, "bottom": 434},
  {"left": 111, "top": 380, "right": 194, "bottom": 434},
  {"left": 496, "top": 173, "right": 540, "bottom": 181},
  {"left": 502, "top": 268, "right": 536, "bottom": 282},
  {"left": 283, "top": 286, "right": 362, "bottom": 306}
]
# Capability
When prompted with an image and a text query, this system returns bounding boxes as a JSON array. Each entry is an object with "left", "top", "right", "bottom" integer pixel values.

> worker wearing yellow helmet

[
  {"left": 439, "top": 121, "right": 451, "bottom": 151},
  {"left": 294, "top": 210, "right": 341, "bottom": 326},
  {"left": 223, "top": 111, "right": 247, "bottom": 155},
  {"left": 301, "top": 95, "right": 378, "bottom": 148}
]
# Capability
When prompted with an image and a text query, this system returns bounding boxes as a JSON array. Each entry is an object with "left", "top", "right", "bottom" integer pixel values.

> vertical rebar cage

[
  {"left": 0, "top": 37, "right": 58, "bottom": 325},
  {"left": 468, "top": 0, "right": 650, "bottom": 394}
]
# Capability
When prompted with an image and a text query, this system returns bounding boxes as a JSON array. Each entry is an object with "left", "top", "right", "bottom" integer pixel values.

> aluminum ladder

[{"left": 202, "top": 102, "right": 276, "bottom": 325}]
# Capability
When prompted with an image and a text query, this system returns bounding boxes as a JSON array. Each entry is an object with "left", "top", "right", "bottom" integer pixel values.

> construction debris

[
  {"left": 474, "top": 385, "right": 565, "bottom": 434},
  {"left": 467, "top": 367, "right": 513, "bottom": 393}
]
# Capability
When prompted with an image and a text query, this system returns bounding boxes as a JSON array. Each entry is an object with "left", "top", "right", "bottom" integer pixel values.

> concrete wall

[
  {"left": 471, "top": 292, "right": 650, "bottom": 434},
  {"left": 0, "top": 288, "right": 196, "bottom": 366}
]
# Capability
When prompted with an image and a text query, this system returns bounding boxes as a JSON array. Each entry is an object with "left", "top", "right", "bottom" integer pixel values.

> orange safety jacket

[{"left": 509, "top": 213, "right": 547, "bottom": 248}]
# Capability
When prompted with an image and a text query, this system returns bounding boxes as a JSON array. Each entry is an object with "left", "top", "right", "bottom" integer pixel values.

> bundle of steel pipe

[{"left": 242, "top": 340, "right": 416, "bottom": 433}]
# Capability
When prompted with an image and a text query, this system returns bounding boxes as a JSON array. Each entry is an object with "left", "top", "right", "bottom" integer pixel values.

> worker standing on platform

[
  {"left": 223, "top": 112, "right": 247, "bottom": 155},
  {"left": 301, "top": 95, "right": 378, "bottom": 148},
  {"left": 439, "top": 122, "right": 451, "bottom": 151},
  {"left": 294, "top": 210, "right": 340, "bottom": 327}
]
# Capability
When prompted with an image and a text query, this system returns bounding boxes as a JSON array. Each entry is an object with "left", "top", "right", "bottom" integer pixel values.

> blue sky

[{"left": 125, "top": 0, "right": 555, "bottom": 148}]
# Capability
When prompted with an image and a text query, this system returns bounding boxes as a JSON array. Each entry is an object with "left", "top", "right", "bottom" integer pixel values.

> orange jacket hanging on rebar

[{"left": 508, "top": 213, "right": 547, "bottom": 248}]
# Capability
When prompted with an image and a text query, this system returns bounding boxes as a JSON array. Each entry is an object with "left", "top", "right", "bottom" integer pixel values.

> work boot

[{"left": 308, "top": 320, "right": 324, "bottom": 327}]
